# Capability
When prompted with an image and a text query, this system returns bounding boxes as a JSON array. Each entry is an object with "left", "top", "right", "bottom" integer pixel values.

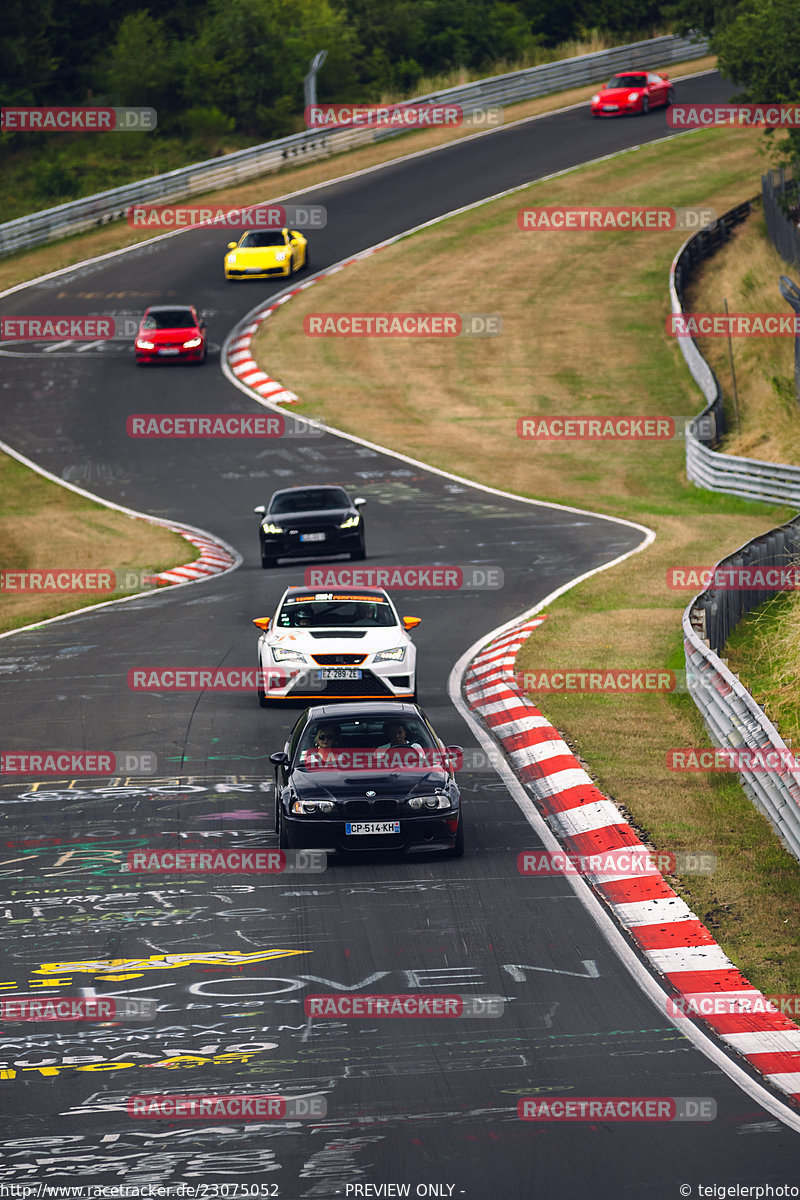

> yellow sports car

[{"left": 224, "top": 228, "right": 309, "bottom": 280}]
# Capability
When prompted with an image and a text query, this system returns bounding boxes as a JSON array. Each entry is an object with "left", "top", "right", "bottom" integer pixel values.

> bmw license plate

[
  {"left": 346, "top": 821, "right": 400, "bottom": 835},
  {"left": 300, "top": 532, "right": 326, "bottom": 542},
  {"left": 317, "top": 668, "right": 361, "bottom": 679},
  {"left": 158, "top": 348, "right": 180, "bottom": 355}
]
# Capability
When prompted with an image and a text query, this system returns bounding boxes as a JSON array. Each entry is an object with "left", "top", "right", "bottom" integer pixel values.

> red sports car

[
  {"left": 590, "top": 71, "right": 674, "bottom": 117},
  {"left": 134, "top": 304, "right": 207, "bottom": 365}
]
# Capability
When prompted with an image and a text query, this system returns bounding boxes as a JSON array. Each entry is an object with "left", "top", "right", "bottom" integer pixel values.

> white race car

[{"left": 253, "top": 586, "right": 420, "bottom": 706}]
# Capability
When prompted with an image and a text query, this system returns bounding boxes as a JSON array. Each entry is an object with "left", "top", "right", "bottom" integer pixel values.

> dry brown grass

[
  {"left": 0, "top": 452, "right": 194, "bottom": 632},
  {"left": 685, "top": 209, "right": 800, "bottom": 465}
]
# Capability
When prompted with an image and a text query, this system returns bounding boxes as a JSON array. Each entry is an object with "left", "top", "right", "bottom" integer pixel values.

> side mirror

[
  {"left": 227, "top": 241, "right": 238, "bottom": 250},
  {"left": 253, "top": 505, "right": 266, "bottom": 516},
  {"left": 444, "top": 745, "right": 463, "bottom": 771},
  {"left": 354, "top": 497, "right": 366, "bottom": 507},
  {"left": 253, "top": 617, "right": 271, "bottom": 631},
  {"left": 269, "top": 751, "right": 290, "bottom": 767},
  {"left": 403, "top": 616, "right": 421, "bottom": 631}
]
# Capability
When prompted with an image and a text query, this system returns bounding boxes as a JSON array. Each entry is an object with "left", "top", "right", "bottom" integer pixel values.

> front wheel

[
  {"left": 261, "top": 546, "right": 276, "bottom": 569},
  {"left": 640, "top": 97, "right": 650, "bottom": 115},
  {"left": 350, "top": 540, "right": 366, "bottom": 561},
  {"left": 666, "top": 87, "right": 674, "bottom": 106}
]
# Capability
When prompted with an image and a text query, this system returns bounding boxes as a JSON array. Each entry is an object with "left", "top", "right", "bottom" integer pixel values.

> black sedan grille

[{"left": 344, "top": 799, "right": 399, "bottom": 816}]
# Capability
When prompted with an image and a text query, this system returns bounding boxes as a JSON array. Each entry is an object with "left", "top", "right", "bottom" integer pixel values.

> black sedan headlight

[
  {"left": 291, "top": 799, "right": 335, "bottom": 814},
  {"left": 407, "top": 793, "right": 453, "bottom": 810}
]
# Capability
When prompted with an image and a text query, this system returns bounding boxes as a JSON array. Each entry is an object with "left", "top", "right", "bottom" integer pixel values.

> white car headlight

[
  {"left": 628, "top": 92, "right": 640, "bottom": 102},
  {"left": 136, "top": 339, "right": 155, "bottom": 349},
  {"left": 373, "top": 647, "right": 405, "bottom": 662},
  {"left": 227, "top": 253, "right": 237, "bottom": 264},
  {"left": 272, "top": 647, "right": 307, "bottom": 663},
  {"left": 274, "top": 251, "right": 287, "bottom": 262},
  {"left": 339, "top": 514, "right": 360, "bottom": 529},
  {"left": 591, "top": 94, "right": 600, "bottom": 104},
  {"left": 183, "top": 337, "right": 202, "bottom": 349},
  {"left": 262, "top": 522, "right": 284, "bottom": 534}
]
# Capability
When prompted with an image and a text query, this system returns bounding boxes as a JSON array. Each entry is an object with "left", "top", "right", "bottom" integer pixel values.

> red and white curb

[
  {"left": 149, "top": 526, "right": 237, "bottom": 586},
  {"left": 465, "top": 617, "right": 800, "bottom": 1108},
  {"left": 224, "top": 250, "right": 390, "bottom": 404}
]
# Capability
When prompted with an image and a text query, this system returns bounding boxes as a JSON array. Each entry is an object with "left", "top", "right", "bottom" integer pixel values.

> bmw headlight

[
  {"left": 291, "top": 799, "right": 335, "bottom": 814},
  {"left": 261, "top": 522, "right": 284, "bottom": 534},
  {"left": 339, "top": 514, "right": 360, "bottom": 529},
  {"left": 407, "top": 793, "right": 452, "bottom": 810},
  {"left": 272, "top": 647, "right": 307, "bottom": 663},
  {"left": 274, "top": 252, "right": 287, "bottom": 262},
  {"left": 374, "top": 647, "right": 405, "bottom": 662}
]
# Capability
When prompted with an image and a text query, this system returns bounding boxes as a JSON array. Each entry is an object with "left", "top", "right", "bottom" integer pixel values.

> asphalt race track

[{"left": 1, "top": 71, "right": 799, "bottom": 1195}]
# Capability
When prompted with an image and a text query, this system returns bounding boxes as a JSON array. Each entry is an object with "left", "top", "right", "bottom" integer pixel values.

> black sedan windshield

[{"left": 269, "top": 488, "right": 350, "bottom": 514}]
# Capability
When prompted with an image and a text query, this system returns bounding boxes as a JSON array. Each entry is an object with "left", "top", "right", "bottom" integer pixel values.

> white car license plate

[
  {"left": 346, "top": 821, "right": 400, "bottom": 835},
  {"left": 158, "top": 348, "right": 180, "bottom": 355},
  {"left": 317, "top": 668, "right": 361, "bottom": 680},
  {"left": 300, "top": 532, "right": 326, "bottom": 542},
  {"left": 603, "top": 104, "right": 618, "bottom": 111}
]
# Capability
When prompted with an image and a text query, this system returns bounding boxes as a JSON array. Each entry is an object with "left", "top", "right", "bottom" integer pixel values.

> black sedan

[
  {"left": 269, "top": 702, "right": 464, "bottom": 856},
  {"left": 254, "top": 485, "right": 366, "bottom": 569}
]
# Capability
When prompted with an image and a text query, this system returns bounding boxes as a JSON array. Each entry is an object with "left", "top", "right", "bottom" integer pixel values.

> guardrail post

[{"left": 778, "top": 274, "right": 800, "bottom": 405}]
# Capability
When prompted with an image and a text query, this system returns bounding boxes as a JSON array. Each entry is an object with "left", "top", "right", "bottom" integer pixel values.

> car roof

[
  {"left": 282, "top": 585, "right": 389, "bottom": 600},
  {"left": 270, "top": 484, "right": 349, "bottom": 496},
  {"left": 145, "top": 304, "right": 196, "bottom": 312},
  {"left": 302, "top": 701, "right": 424, "bottom": 720}
]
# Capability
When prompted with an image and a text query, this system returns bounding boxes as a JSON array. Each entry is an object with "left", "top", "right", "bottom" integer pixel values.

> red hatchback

[
  {"left": 134, "top": 305, "right": 207, "bottom": 365},
  {"left": 590, "top": 71, "right": 673, "bottom": 117}
]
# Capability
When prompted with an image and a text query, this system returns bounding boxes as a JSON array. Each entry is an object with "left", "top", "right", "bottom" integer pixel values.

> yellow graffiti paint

[{"left": 32, "top": 948, "right": 310, "bottom": 978}]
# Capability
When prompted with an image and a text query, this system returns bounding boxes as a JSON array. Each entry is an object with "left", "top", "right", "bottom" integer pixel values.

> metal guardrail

[
  {"left": 674, "top": 203, "right": 800, "bottom": 861},
  {"left": 762, "top": 165, "right": 800, "bottom": 271},
  {"left": 670, "top": 200, "right": 800, "bottom": 507},
  {"left": 0, "top": 33, "right": 709, "bottom": 259},
  {"left": 683, "top": 517, "right": 800, "bottom": 862}
]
